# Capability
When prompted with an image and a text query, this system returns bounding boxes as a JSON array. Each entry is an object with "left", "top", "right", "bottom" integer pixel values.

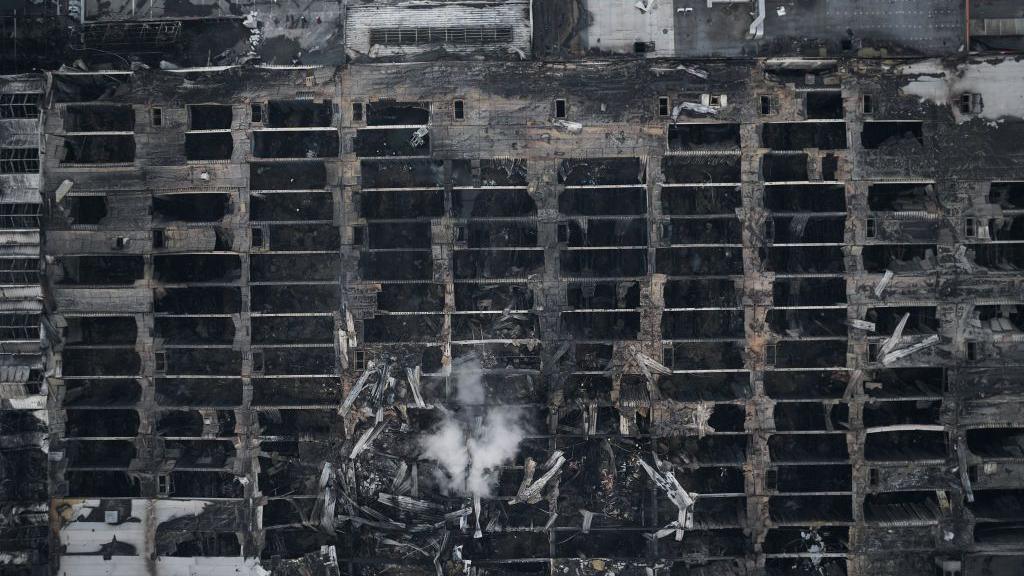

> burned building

[{"left": 2, "top": 2, "right": 1024, "bottom": 576}]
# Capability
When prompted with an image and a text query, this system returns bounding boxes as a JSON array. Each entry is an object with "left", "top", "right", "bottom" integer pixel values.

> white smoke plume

[{"left": 420, "top": 356, "right": 526, "bottom": 498}]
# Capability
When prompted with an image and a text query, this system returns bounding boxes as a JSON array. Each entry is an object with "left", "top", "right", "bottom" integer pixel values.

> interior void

[
  {"left": 862, "top": 244, "right": 936, "bottom": 273},
  {"left": 251, "top": 254, "right": 338, "bottom": 281},
  {"left": 66, "top": 409, "right": 139, "bottom": 437},
  {"left": 478, "top": 159, "right": 528, "bottom": 186},
  {"left": 260, "top": 348, "right": 336, "bottom": 375},
  {"left": 64, "top": 316, "right": 136, "bottom": 345},
  {"left": 153, "top": 193, "right": 230, "bottom": 222},
  {"left": 989, "top": 182, "right": 1024, "bottom": 209},
  {"left": 664, "top": 278, "right": 738, "bottom": 308},
  {"left": 185, "top": 132, "right": 233, "bottom": 161},
  {"left": 764, "top": 184, "right": 846, "bottom": 212},
  {"left": 769, "top": 216, "right": 845, "bottom": 243},
  {"left": 157, "top": 409, "right": 235, "bottom": 436},
  {"left": 63, "top": 104, "right": 135, "bottom": 131},
  {"left": 769, "top": 495, "right": 853, "bottom": 523},
  {"left": 559, "top": 187, "right": 647, "bottom": 215},
  {"left": 562, "top": 311, "right": 640, "bottom": 339},
  {"left": 969, "top": 490, "right": 1024, "bottom": 521},
  {"left": 64, "top": 195, "right": 106, "bottom": 225},
  {"left": 991, "top": 215, "right": 1024, "bottom": 241},
  {"left": 864, "top": 430, "right": 947, "bottom": 461},
  {"left": 66, "top": 439, "right": 136, "bottom": 467},
  {"left": 664, "top": 218, "right": 740, "bottom": 244},
  {"left": 763, "top": 246, "right": 845, "bottom": 273},
  {"left": 662, "top": 185, "right": 741, "bottom": 215},
  {"left": 252, "top": 377, "right": 340, "bottom": 406},
  {"left": 768, "top": 308, "right": 847, "bottom": 337},
  {"left": 62, "top": 135, "right": 135, "bottom": 163},
  {"left": 169, "top": 471, "right": 243, "bottom": 498},
  {"left": 774, "top": 340, "right": 847, "bottom": 368},
  {"left": 970, "top": 243, "right": 1024, "bottom": 270},
  {"left": 662, "top": 155, "right": 741, "bottom": 184},
  {"left": 367, "top": 222, "right": 431, "bottom": 249},
  {"left": 253, "top": 130, "right": 339, "bottom": 158},
  {"left": 665, "top": 341, "right": 745, "bottom": 369},
  {"left": 64, "top": 379, "right": 141, "bottom": 406},
  {"left": 863, "top": 400, "right": 941, "bottom": 427},
  {"left": 366, "top": 101, "right": 429, "bottom": 126},
  {"left": 968, "top": 428, "right": 1024, "bottom": 458},
  {"left": 656, "top": 247, "right": 743, "bottom": 275},
  {"left": 658, "top": 372, "right": 751, "bottom": 401},
  {"left": 868, "top": 182, "right": 933, "bottom": 211},
  {"left": 668, "top": 123, "right": 741, "bottom": 150},
  {"left": 153, "top": 254, "right": 241, "bottom": 283},
  {"left": 360, "top": 189, "right": 444, "bottom": 219},
  {"left": 252, "top": 192, "right": 333, "bottom": 221},
  {"left": 805, "top": 91, "right": 844, "bottom": 119},
  {"left": 67, "top": 471, "right": 141, "bottom": 497},
  {"left": 360, "top": 159, "right": 446, "bottom": 188},
  {"left": 564, "top": 218, "right": 646, "bottom": 247},
  {"left": 155, "top": 378, "right": 242, "bottom": 406},
  {"left": 376, "top": 283, "right": 444, "bottom": 312},
  {"left": 774, "top": 464, "right": 852, "bottom": 492},
  {"left": 566, "top": 281, "right": 640, "bottom": 309},
  {"left": 974, "top": 522, "right": 1024, "bottom": 547},
  {"left": 359, "top": 251, "right": 432, "bottom": 280},
  {"left": 250, "top": 161, "right": 327, "bottom": 190},
  {"left": 769, "top": 433, "right": 849, "bottom": 462},
  {"left": 773, "top": 402, "right": 848, "bottom": 431},
  {"left": 761, "top": 153, "right": 808, "bottom": 182},
  {"left": 455, "top": 283, "right": 532, "bottom": 311},
  {"left": 251, "top": 285, "right": 339, "bottom": 312},
  {"left": 58, "top": 255, "right": 143, "bottom": 285},
  {"left": 558, "top": 158, "right": 645, "bottom": 185},
  {"left": 188, "top": 104, "right": 233, "bottom": 130},
  {"left": 155, "top": 287, "right": 241, "bottom": 313},
  {"left": 766, "top": 558, "right": 847, "bottom": 576},
  {"left": 773, "top": 277, "right": 847, "bottom": 306},
  {"left": 155, "top": 317, "right": 235, "bottom": 344},
  {"left": 560, "top": 249, "right": 646, "bottom": 277},
  {"left": 657, "top": 435, "right": 748, "bottom": 465},
  {"left": 763, "top": 526, "right": 848, "bottom": 554},
  {"left": 865, "top": 367, "right": 944, "bottom": 398},
  {"left": 865, "top": 306, "right": 938, "bottom": 335},
  {"left": 267, "top": 100, "right": 333, "bottom": 127},
  {"left": 354, "top": 128, "right": 429, "bottom": 157},
  {"left": 454, "top": 189, "right": 536, "bottom": 217},
  {"left": 263, "top": 223, "right": 339, "bottom": 250},
  {"left": 454, "top": 250, "right": 548, "bottom": 278},
  {"left": 863, "top": 491, "right": 939, "bottom": 523},
  {"left": 861, "top": 121, "right": 924, "bottom": 149},
  {"left": 761, "top": 122, "right": 848, "bottom": 150},
  {"left": 164, "top": 349, "right": 242, "bottom": 376},
  {"left": 467, "top": 221, "right": 538, "bottom": 247},
  {"left": 662, "top": 310, "right": 744, "bottom": 339},
  {"left": 764, "top": 370, "right": 849, "bottom": 399}
]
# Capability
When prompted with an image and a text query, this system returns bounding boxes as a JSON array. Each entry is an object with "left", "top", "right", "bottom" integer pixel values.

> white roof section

[{"left": 581, "top": 0, "right": 676, "bottom": 56}]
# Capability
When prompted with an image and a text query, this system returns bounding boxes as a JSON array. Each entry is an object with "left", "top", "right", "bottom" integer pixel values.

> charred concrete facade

[{"left": 0, "top": 55, "right": 1012, "bottom": 576}]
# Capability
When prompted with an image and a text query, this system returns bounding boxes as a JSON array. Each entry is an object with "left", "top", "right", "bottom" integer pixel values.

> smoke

[{"left": 419, "top": 356, "right": 526, "bottom": 498}]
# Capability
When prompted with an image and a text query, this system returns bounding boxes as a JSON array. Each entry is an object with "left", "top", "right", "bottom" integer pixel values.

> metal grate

[
  {"left": 0, "top": 203, "right": 41, "bottom": 229},
  {"left": 83, "top": 21, "right": 182, "bottom": 48},
  {"left": 0, "top": 258, "right": 39, "bottom": 284},
  {"left": 370, "top": 27, "right": 513, "bottom": 46},
  {"left": 0, "top": 147, "right": 39, "bottom": 174},
  {"left": 0, "top": 313, "right": 39, "bottom": 341},
  {"left": 0, "top": 93, "right": 41, "bottom": 119}
]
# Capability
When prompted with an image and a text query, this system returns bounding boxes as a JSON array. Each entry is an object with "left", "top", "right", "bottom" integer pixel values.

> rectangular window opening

[
  {"left": 966, "top": 341, "right": 977, "bottom": 362},
  {"left": 151, "top": 107, "right": 162, "bottom": 127},
  {"left": 866, "top": 218, "right": 876, "bottom": 238},
  {"left": 251, "top": 103, "right": 263, "bottom": 124},
  {"left": 760, "top": 95, "right": 773, "bottom": 115},
  {"left": 152, "top": 230, "right": 165, "bottom": 249},
  {"left": 862, "top": 94, "right": 874, "bottom": 115},
  {"left": 453, "top": 99, "right": 465, "bottom": 121},
  {"left": 965, "top": 217, "right": 977, "bottom": 238},
  {"left": 155, "top": 351, "right": 167, "bottom": 374},
  {"left": 658, "top": 96, "right": 670, "bottom": 117},
  {"left": 354, "top": 349, "right": 367, "bottom": 371},
  {"left": 352, "top": 102, "right": 364, "bottom": 122},
  {"left": 555, "top": 99, "right": 567, "bottom": 119}
]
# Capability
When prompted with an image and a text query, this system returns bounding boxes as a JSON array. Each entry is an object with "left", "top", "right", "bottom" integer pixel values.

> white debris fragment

[
  {"left": 874, "top": 269, "right": 894, "bottom": 297},
  {"left": 552, "top": 119, "right": 583, "bottom": 133},
  {"left": 848, "top": 319, "right": 876, "bottom": 331},
  {"left": 409, "top": 126, "right": 429, "bottom": 148},
  {"left": 882, "top": 334, "right": 940, "bottom": 365}
]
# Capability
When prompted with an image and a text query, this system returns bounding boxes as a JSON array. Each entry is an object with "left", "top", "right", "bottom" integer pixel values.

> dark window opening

[
  {"left": 251, "top": 103, "right": 263, "bottom": 123},
  {"left": 805, "top": 91, "right": 844, "bottom": 119},
  {"left": 862, "top": 94, "right": 874, "bottom": 114},
  {"left": 151, "top": 107, "right": 162, "bottom": 126},
  {"left": 555, "top": 99, "right": 566, "bottom": 119},
  {"left": 152, "top": 230, "right": 164, "bottom": 248},
  {"left": 867, "top": 218, "right": 876, "bottom": 238},
  {"left": 760, "top": 95, "right": 775, "bottom": 115},
  {"left": 454, "top": 99, "right": 465, "bottom": 120},
  {"left": 658, "top": 96, "right": 669, "bottom": 116},
  {"left": 188, "top": 104, "right": 232, "bottom": 130},
  {"left": 861, "top": 121, "right": 924, "bottom": 150},
  {"left": 634, "top": 41, "right": 654, "bottom": 53},
  {"left": 67, "top": 195, "right": 107, "bottom": 225},
  {"left": 352, "top": 102, "right": 364, "bottom": 122}
]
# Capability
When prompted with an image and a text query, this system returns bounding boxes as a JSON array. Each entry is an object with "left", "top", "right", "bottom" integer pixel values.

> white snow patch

[{"left": 899, "top": 58, "right": 1024, "bottom": 124}]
